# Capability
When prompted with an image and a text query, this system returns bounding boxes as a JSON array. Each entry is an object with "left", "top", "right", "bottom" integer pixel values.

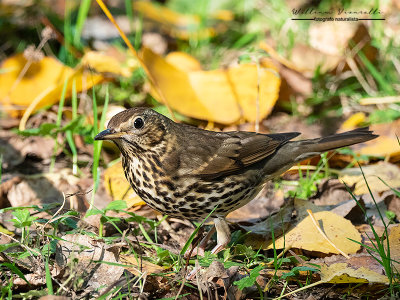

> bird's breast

[{"left": 122, "top": 156, "right": 265, "bottom": 220}]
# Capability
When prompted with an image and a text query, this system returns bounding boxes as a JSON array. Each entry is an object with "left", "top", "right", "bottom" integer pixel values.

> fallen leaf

[
  {"left": 330, "top": 199, "right": 366, "bottom": 224},
  {"left": 240, "top": 198, "right": 295, "bottom": 240},
  {"left": 261, "top": 24, "right": 374, "bottom": 77},
  {"left": 385, "top": 224, "right": 400, "bottom": 271},
  {"left": 39, "top": 296, "right": 70, "bottom": 300},
  {"left": 0, "top": 130, "right": 56, "bottom": 167},
  {"left": 81, "top": 50, "right": 139, "bottom": 77},
  {"left": 103, "top": 162, "right": 146, "bottom": 208},
  {"left": 0, "top": 54, "right": 103, "bottom": 117},
  {"left": 340, "top": 112, "right": 367, "bottom": 131},
  {"left": 358, "top": 120, "right": 400, "bottom": 160},
  {"left": 7, "top": 169, "right": 86, "bottom": 211},
  {"left": 319, "top": 261, "right": 388, "bottom": 284},
  {"left": 55, "top": 234, "right": 124, "bottom": 292},
  {"left": 141, "top": 47, "right": 280, "bottom": 124},
  {"left": 165, "top": 51, "right": 203, "bottom": 72},
  {"left": 313, "top": 179, "right": 353, "bottom": 206},
  {"left": 262, "top": 208, "right": 361, "bottom": 255},
  {"left": 383, "top": 191, "right": 400, "bottom": 219},
  {"left": 134, "top": 0, "right": 229, "bottom": 40},
  {"left": 309, "top": 21, "right": 358, "bottom": 56},
  {"left": 278, "top": 66, "right": 313, "bottom": 102},
  {"left": 120, "top": 254, "right": 169, "bottom": 276},
  {"left": 339, "top": 162, "right": 400, "bottom": 195}
]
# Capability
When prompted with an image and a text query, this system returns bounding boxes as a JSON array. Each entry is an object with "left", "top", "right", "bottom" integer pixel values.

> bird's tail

[
  {"left": 290, "top": 127, "right": 378, "bottom": 163},
  {"left": 262, "top": 127, "right": 378, "bottom": 178}
]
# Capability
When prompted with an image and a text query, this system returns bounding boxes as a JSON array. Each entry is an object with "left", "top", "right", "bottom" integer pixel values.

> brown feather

[{"left": 167, "top": 123, "right": 300, "bottom": 179}]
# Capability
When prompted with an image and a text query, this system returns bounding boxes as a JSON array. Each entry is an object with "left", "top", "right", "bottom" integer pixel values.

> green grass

[
  {"left": 90, "top": 84, "right": 109, "bottom": 209},
  {"left": 73, "top": 0, "right": 91, "bottom": 47},
  {"left": 345, "top": 167, "right": 400, "bottom": 296}
]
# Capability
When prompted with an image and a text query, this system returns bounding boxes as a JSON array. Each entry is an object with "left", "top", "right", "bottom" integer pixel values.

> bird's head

[{"left": 95, "top": 108, "right": 169, "bottom": 153}]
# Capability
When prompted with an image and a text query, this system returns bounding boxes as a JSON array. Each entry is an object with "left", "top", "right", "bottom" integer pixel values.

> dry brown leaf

[
  {"left": 384, "top": 191, "right": 400, "bottom": 219},
  {"left": 55, "top": 234, "right": 124, "bottom": 292},
  {"left": 290, "top": 44, "right": 342, "bottom": 76},
  {"left": 0, "top": 54, "right": 103, "bottom": 117},
  {"left": 140, "top": 47, "right": 280, "bottom": 124},
  {"left": 309, "top": 21, "right": 358, "bottom": 56},
  {"left": 330, "top": 199, "right": 366, "bottom": 224},
  {"left": 120, "top": 254, "right": 170, "bottom": 276},
  {"left": 262, "top": 24, "right": 374, "bottom": 78},
  {"left": 240, "top": 198, "right": 295, "bottom": 240},
  {"left": 6, "top": 169, "right": 87, "bottom": 211},
  {"left": 103, "top": 162, "right": 145, "bottom": 207},
  {"left": 339, "top": 162, "right": 400, "bottom": 195},
  {"left": 313, "top": 179, "right": 353, "bottom": 206}
]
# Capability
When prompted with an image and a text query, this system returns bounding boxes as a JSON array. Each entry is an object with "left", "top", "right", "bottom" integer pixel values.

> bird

[{"left": 95, "top": 107, "right": 378, "bottom": 255}]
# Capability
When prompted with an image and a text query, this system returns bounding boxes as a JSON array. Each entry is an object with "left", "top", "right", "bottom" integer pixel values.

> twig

[{"left": 359, "top": 96, "right": 400, "bottom": 105}]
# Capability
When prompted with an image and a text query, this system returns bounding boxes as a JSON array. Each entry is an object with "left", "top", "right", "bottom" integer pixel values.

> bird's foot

[
  {"left": 184, "top": 225, "right": 216, "bottom": 258},
  {"left": 184, "top": 245, "right": 205, "bottom": 258},
  {"left": 186, "top": 217, "right": 230, "bottom": 280}
]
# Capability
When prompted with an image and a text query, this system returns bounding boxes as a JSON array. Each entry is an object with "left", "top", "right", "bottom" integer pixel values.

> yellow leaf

[
  {"left": 340, "top": 113, "right": 366, "bottom": 131},
  {"left": 141, "top": 47, "right": 280, "bottom": 124},
  {"left": 0, "top": 54, "right": 103, "bottom": 117},
  {"left": 385, "top": 224, "right": 400, "bottom": 271},
  {"left": 339, "top": 162, "right": 400, "bottom": 195},
  {"left": 133, "top": 0, "right": 216, "bottom": 40},
  {"left": 266, "top": 211, "right": 361, "bottom": 255},
  {"left": 81, "top": 50, "right": 139, "bottom": 77},
  {"left": 229, "top": 59, "right": 280, "bottom": 122},
  {"left": 359, "top": 120, "right": 400, "bottom": 158},
  {"left": 0, "top": 225, "right": 13, "bottom": 235},
  {"left": 320, "top": 262, "right": 389, "bottom": 284},
  {"left": 165, "top": 52, "right": 203, "bottom": 72},
  {"left": 103, "top": 162, "right": 145, "bottom": 208}
]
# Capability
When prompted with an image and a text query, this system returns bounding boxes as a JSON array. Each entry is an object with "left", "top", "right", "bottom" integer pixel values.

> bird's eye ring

[{"left": 133, "top": 117, "right": 144, "bottom": 129}]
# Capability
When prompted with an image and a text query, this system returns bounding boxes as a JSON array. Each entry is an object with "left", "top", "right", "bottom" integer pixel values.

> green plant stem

[
  {"left": 66, "top": 130, "right": 78, "bottom": 175},
  {"left": 74, "top": 0, "right": 92, "bottom": 47},
  {"left": 71, "top": 79, "right": 77, "bottom": 120},
  {"left": 91, "top": 85, "right": 109, "bottom": 208},
  {"left": 50, "top": 78, "right": 68, "bottom": 173}
]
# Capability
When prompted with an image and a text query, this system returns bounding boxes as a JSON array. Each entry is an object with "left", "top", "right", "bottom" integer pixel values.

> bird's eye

[{"left": 133, "top": 117, "right": 144, "bottom": 129}]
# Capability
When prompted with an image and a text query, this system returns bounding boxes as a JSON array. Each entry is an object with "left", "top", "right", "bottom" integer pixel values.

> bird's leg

[
  {"left": 211, "top": 217, "right": 230, "bottom": 254},
  {"left": 184, "top": 225, "right": 216, "bottom": 258},
  {"left": 186, "top": 218, "right": 230, "bottom": 280}
]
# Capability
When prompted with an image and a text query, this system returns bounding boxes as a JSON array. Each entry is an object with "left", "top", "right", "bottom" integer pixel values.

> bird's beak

[{"left": 94, "top": 128, "right": 124, "bottom": 140}]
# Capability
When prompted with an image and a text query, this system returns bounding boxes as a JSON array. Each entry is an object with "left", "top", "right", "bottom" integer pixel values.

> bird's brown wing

[{"left": 175, "top": 131, "right": 300, "bottom": 180}]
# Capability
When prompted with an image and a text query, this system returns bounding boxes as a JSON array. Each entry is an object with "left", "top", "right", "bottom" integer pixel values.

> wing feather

[{"left": 173, "top": 129, "right": 300, "bottom": 180}]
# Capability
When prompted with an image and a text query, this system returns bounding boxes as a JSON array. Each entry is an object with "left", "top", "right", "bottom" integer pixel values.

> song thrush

[{"left": 95, "top": 108, "right": 377, "bottom": 254}]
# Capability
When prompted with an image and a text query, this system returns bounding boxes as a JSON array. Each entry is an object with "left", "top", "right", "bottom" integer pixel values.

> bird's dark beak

[{"left": 95, "top": 128, "right": 124, "bottom": 140}]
